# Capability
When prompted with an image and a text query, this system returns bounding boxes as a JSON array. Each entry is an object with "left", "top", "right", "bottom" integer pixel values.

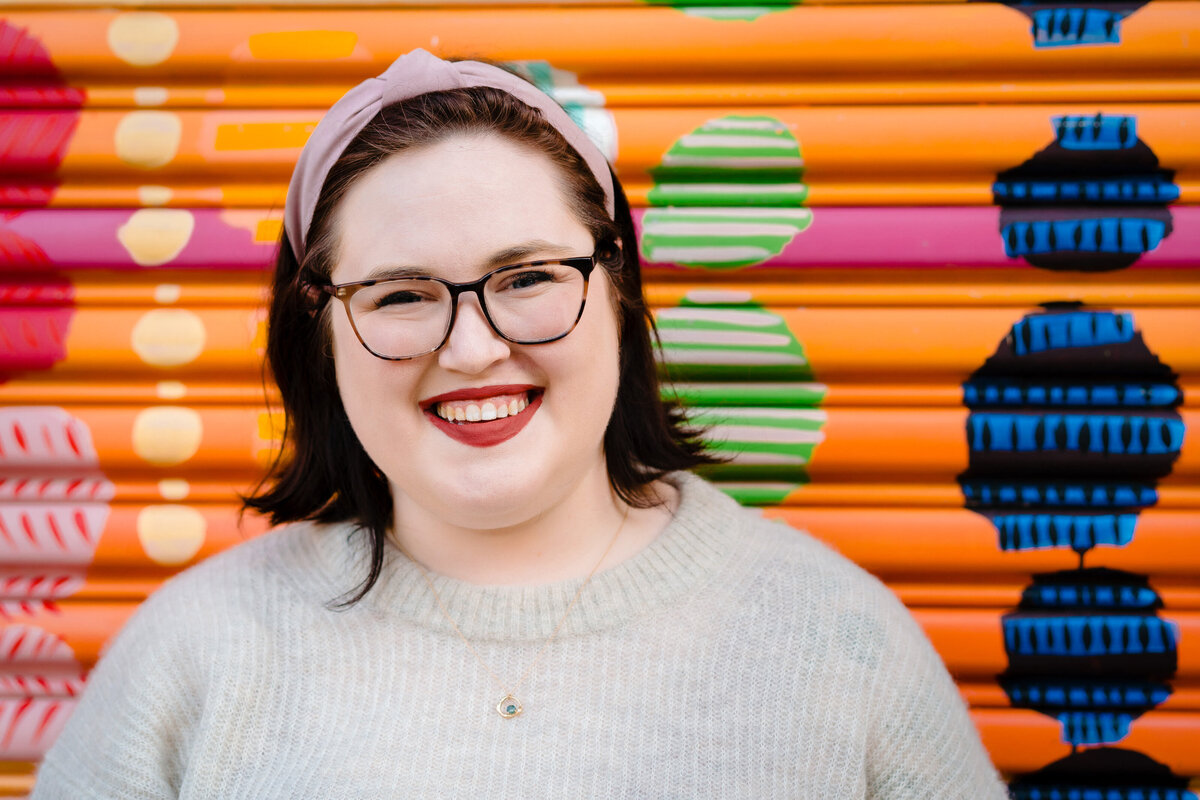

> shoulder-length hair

[{"left": 245, "top": 86, "right": 716, "bottom": 606}]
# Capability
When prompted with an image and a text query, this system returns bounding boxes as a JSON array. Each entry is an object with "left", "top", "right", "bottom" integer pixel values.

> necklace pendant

[{"left": 496, "top": 694, "right": 523, "bottom": 719}]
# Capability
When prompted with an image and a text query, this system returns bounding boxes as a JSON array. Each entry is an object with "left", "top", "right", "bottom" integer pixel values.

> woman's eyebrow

[{"left": 360, "top": 240, "right": 580, "bottom": 281}]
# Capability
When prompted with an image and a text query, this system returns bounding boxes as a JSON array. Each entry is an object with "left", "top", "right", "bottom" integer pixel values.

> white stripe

[
  {"left": 677, "top": 134, "right": 797, "bottom": 150},
  {"left": 662, "top": 155, "right": 804, "bottom": 169},
  {"left": 696, "top": 407, "right": 827, "bottom": 422},
  {"left": 643, "top": 221, "right": 806, "bottom": 237},
  {"left": 723, "top": 451, "right": 809, "bottom": 465},
  {"left": 699, "top": 120, "right": 788, "bottom": 133},
  {"left": 657, "top": 329, "right": 793, "bottom": 347},
  {"left": 658, "top": 307, "right": 782, "bottom": 327},
  {"left": 672, "top": 380, "right": 828, "bottom": 394},
  {"left": 659, "top": 348, "right": 806, "bottom": 366},
  {"left": 648, "top": 245, "right": 772, "bottom": 262},
  {"left": 708, "top": 424, "right": 826, "bottom": 445},
  {"left": 680, "top": 289, "right": 753, "bottom": 304}
]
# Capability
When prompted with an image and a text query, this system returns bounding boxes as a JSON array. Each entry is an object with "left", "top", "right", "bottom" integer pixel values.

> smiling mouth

[{"left": 433, "top": 391, "right": 536, "bottom": 424}]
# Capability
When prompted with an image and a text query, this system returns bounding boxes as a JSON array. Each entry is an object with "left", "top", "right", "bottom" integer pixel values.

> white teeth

[{"left": 433, "top": 392, "right": 534, "bottom": 423}]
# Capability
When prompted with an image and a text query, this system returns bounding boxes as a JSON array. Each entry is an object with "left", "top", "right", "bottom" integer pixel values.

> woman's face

[{"left": 328, "top": 132, "right": 621, "bottom": 530}]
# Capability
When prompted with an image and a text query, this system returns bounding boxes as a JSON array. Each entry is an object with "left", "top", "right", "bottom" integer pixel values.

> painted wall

[{"left": 0, "top": 2, "right": 1197, "bottom": 795}]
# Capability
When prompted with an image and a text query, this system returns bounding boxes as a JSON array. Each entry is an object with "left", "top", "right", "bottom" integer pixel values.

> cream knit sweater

[{"left": 33, "top": 473, "right": 1007, "bottom": 799}]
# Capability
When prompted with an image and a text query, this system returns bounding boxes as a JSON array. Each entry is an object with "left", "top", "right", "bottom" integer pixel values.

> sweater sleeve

[
  {"left": 30, "top": 587, "right": 202, "bottom": 800},
  {"left": 863, "top": 590, "right": 1009, "bottom": 800}
]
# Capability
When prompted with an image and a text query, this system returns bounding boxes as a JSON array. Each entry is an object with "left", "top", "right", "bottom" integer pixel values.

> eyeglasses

[{"left": 315, "top": 254, "right": 597, "bottom": 360}]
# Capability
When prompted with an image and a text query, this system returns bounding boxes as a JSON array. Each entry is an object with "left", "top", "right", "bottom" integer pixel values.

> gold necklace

[{"left": 398, "top": 505, "right": 629, "bottom": 719}]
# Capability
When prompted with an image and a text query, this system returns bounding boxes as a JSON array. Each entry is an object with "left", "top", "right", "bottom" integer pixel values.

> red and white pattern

[
  {"left": 0, "top": 407, "right": 99, "bottom": 468},
  {"left": 0, "top": 503, "right": 108, "bottom": 563},
  {"left": 0, "top": 696, "right": 77, "bottom": 760}
]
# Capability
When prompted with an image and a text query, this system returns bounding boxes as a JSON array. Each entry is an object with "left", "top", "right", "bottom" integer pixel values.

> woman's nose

[{"left": 436, "top": 292, "right": 512, "bottom": 374}]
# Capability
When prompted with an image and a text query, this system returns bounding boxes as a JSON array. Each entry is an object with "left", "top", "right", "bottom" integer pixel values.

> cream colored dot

[
  {"left": 136, "top": 504, "right": 205, "bottom": 565},
  {"left": 133, "top": 86, "right": 169, "bottom": 106},
  {"left": 156, "top": 380, "right": 186, "bottom": 400},
  {"left": 157, "top": 478, "right": 190, "bottom": 500},
  {"left": 131, "top": 309, "right": 205, "bottom": 367},
  {"left": 153, "top": 283, "right": 181, "bottom": 303},
  {"left": 132, "top": 406, "right": 202, "bottom": 466},
  {"left": 115, "top": 110, "right": 181, "bottom": 169},
  {"left": 138, "top": 185, "right": 173, "bottom": 206},
  {"left": 117, "top": 209, "right": 195, "bottom": 266},
  {"left": 115, "top": 111, "right": 181, "bottom": 169},
  {"left": 107, "top": 12, "right": 179, "bottom": 67}
]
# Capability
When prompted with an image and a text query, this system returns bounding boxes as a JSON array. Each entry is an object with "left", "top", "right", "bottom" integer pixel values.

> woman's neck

[{"left": 388, "top": 468, "right": 676, "bottom": 586}]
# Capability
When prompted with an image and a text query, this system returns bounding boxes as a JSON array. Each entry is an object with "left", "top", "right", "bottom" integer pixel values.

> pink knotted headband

[{"left": 284, "top": 48, "right": 616, "bottom": 262}]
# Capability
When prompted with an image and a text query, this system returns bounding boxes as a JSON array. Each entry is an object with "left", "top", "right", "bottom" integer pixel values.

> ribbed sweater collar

[{"left": 311, "top": 472, "right": 746, "bottom": 641}]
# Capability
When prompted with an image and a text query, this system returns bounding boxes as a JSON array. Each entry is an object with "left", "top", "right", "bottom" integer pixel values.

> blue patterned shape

[
  {"left": 962, "top": 481, "right": 1157, "bottom": 508},
  {"left": 1002, "top": 218, "right": 1169, "bottom": 258},
  {"left": 1024, "top": 583, "right": 1160, "bottom": 610},
  {"left": 994, "top": 512, "right": 1137, "bottom": 551},
  {"left": 1005, "top": 680, "right": 1170, "bottom": 709},
  {"left": 1054, "top": 115, "right": 1136, "bottom": 151},
  {"left": 1055, "top": 711, "right": 1133, "bottom": 745},
  {"left": 967, "top": 413, "right": 1185, "bottom": 455},
  {"left": 1003, "top": 615, "right": 1178, "bottom": 657},
  {"left": 1010, "top": 311, "right": 1134, "bottom": 355},
  {"left": 993, "top": 177, "right": 1179, "bottom": 204},
  {"left": 1013, "top": 788, "right": 1197, "bottom": 800},
  {"left": 962, "top": 381, "right": 1180, "bottom": 409},
  {"left": 1031, "top": 8, "right": 1125, "bottom": 47}
]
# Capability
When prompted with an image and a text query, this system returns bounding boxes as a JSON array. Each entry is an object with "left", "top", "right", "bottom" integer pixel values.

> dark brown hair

[{"left": 245, "top": 86, "right": 716, "bottom": 606}]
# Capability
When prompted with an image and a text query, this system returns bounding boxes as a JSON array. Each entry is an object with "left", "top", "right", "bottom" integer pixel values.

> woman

[{"left": 33, "top": 50, "right": 1006, "bottom": 798}]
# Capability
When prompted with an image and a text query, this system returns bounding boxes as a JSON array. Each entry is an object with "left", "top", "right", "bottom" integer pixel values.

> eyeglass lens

[{"left": 347, "top": 261, "right": 586, "bottom": 359}]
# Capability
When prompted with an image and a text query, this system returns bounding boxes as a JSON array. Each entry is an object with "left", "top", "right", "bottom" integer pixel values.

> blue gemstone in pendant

[{"left": 497, "top": 694, "right": 523, "bottom": 718}]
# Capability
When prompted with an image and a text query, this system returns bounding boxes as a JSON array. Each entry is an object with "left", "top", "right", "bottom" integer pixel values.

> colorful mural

[{"left": 0, "top": 3, "right": 1196, "bottom": 796}]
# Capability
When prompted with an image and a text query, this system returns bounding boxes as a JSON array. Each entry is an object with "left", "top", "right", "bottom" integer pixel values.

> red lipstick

[{"left": 421, "top": 385, "right": 543, "bottom": 448}]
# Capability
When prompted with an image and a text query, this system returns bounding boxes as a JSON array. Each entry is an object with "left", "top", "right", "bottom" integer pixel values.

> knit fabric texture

[{"left": 33, "top": 473, "right": 1007, "bottom": 799}]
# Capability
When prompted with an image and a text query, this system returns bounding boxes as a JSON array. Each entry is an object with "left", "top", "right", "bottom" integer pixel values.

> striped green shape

[
  {"left": 644, "top": 115, "right": 809, "bottom": 269},
  {"left": 691, "top": 407, "right": 828, "bottom": 481},
  {"left": 656, "top": 297, "right": 813, "bottom": 382},
  {"left": 641, "top": 207, "right": 812, "bottom": 268}
]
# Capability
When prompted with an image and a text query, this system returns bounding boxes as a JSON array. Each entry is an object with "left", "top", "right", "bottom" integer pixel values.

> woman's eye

[
  {"left": 503, "top": 270, "right": 555, "bottom": 291},
  {"left": 374, "top": 290, "right": 427, "bottom": 308}
]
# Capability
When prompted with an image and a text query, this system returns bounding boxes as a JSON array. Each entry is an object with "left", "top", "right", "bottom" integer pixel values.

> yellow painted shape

[
  {"left": 214, "top": 121, "right": 316, "bottom": 152},
  {"left": 255, "top": 409, "right": 286, "bottom": 467},
  {"left": 131, "top": 309, "right": 206, "bottom": 368},
  {"left": 107, "top": 12, "right": 179, "bottom": 67},
  {"left": 137, "top": 505, "right": 206, "bottom": 565},
  {"left": 132, "top": 407, "right": 203, "bottom": 466},
  {"left": 256, "top": 218, "right": 283, "bottom": 243},
  {"left": 247, "top": 30, "right": 358, "bottom": 61},
  {"left": 117, "top": 209, "right": 195, "bottom": 267},
  {"left": 157, "top": 478, "right": 190, "bottom": 500},
  {"left": 115, "top": 111, "right": 182, "bottom": 169}
]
